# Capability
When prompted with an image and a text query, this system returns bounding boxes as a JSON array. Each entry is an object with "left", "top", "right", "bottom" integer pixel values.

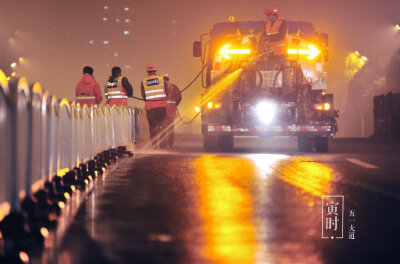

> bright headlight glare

[{"left": 256, "top": 101, "right": 276, "bottom": 124}]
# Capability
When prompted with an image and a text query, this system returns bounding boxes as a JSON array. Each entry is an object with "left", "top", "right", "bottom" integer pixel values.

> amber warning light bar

[
  {"left": 287, "top": 44, "right": 320, "bottom": 60},
  {"left": 219, "top": 44, "right": 251, "bottom": 59}
]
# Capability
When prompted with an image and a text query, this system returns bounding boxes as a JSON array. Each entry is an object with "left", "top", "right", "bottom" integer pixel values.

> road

[{"left": 58, "top": 136, "right": 400, "bottom": 264}]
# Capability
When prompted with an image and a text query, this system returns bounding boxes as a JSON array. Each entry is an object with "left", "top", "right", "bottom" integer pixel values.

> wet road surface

[{"left": 59, "top": 136, "right": 400, "bottom": 264}]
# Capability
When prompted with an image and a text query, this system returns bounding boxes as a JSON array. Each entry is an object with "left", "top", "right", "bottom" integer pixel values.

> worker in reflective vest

[
  {"left": 105, "top": 66, "right": 133, "bottom": 106},
  {"left": 161, "top": 71, "right": 182, "bottom": 149},
  {"left": 75, "top": 66, "right": 102, "bottom": 106},
  {"left": 264, "top": 7, "right": 288, "bottom": 57},
  {"left": 141, "top": 64, "right": 169, "bottom": 148},
  {"left": 264, "top": 7, "right": 291, "bottom": 95}
]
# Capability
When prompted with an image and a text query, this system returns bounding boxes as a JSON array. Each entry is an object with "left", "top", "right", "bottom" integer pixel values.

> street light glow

[
  {"left": 345, "top": 51, "right": 367, "bottom": 77},
  {"left": 10, "top": 62, "right": 17, "bottom": 68},
  {"left": 396, "top": 24, "right": 400, "bottom": 31}
]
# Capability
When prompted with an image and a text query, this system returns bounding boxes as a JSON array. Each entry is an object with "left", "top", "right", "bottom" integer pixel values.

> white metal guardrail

[{"left": 0, "top": 69, "right": 138, "bottom": 260}]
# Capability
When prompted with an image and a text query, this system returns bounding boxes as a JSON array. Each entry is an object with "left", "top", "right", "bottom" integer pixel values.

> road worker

[
  {"left": 141, "top": 64, "right": 169, "bottom": 148},
  {"left": 75, "top": 66, "right": 102, "bottom": 106},
  {"left": 264, "top": 7, "right": 288, "bottom": 58},
  {"left": 263, "top": 7, "right": 291, "bottom": 95},
  {"left": 105, "top": 66, "right": 133, "bottom": 106},
  {"left": 161, "top": 71, "right": 182, "bottom": 149}
]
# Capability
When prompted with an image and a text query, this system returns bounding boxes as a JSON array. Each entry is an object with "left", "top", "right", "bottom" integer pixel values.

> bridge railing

[{"left": 0, "top": 69, "right": 138, "bottom": 224}]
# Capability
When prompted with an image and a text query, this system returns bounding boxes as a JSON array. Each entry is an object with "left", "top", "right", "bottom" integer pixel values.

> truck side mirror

[
  {"left": 320, "top": 33, "right": 329, "bottom": 47},
  {"left": 193, "top": 41, "right": 202, "bottom": 57}
]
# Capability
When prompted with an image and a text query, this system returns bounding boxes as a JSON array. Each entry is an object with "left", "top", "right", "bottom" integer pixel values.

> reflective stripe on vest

[
  {"left": 108, "top": 95, "right": 128, "bottom": 99},
  {"left": 145, "top": 89, "right": 165, "bottom": 94},
  {"left": 146, "top": 94, "right": 165, "bottom": 99},
  {"left": 76, "top": 96, "right": 96, "bottom": 100},
  {"left": 265, "top": 17, "right": 288, "bottom": 55},
  {"left": 142, "top": 76, "right": 166, "bottom": 100}
]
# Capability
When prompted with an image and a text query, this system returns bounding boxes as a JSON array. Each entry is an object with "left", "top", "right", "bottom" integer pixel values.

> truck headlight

[{"left": 256, "top": 101, "right": 276, "bottom": 124}]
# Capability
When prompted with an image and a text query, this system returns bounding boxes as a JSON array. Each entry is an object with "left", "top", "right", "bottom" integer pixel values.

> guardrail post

[
  {"left": 25, "top": 86, "right": 34, "bottom": 198},
  {"left": 9, "top": 81, "right": 20, "bottom": 212}
]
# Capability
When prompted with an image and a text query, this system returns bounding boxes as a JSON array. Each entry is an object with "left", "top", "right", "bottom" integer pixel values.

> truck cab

[{"left": 193, "top": 19, "right": 338, "bottom": 152}]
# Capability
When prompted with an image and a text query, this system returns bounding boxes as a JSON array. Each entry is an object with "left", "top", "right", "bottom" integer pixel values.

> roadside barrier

[{"left": 0, "top": 70, "right": 138, "bottom": 262}]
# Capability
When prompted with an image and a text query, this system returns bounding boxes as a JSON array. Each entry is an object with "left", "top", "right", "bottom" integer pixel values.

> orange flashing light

[
  {"left": 206, "top": 101, "right": 222, "bottom": 109},
  {"left": 287, "top": 44, "right": 320, "bottom": 59},
  {"left": 219, "top": 44, "right": 251, "bottom": 59},
  {"left": 314, "top": 103, "right": 331, "bottom": 111}
]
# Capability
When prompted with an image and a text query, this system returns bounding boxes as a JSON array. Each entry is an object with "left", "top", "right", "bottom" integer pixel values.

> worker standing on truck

[
  {"left": 75, "top": 66, "right": 102, "bottom": 106},
  {"left": 161, "top": 71, "right": 182, "bottom": 149},
  {"left": 264, "top": 7, "right": 291, "bottom": 95},
  {"left": 105, "top": 66, "right": 133, "bottom": 106},
  {"left": 141, "top": 65, "right": 169, "bottom": 148}
]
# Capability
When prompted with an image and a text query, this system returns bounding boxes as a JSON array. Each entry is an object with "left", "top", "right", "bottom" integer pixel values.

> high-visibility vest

[
  {"left": 105, "top": 76, "right": 128, "bottom": 106},
  {"left": 142, "top": 75, "right": 167, "bottom": 110},
  {"left": 265, "top": 17, "right": 288, "bottom": 56}
]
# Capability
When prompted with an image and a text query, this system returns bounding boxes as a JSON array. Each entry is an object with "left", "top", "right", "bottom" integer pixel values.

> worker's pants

[
  {"left": 146, "top": 107, "right": 167, "bottom": 148},
  {"left": 266, "top": 59, "right": 292, "bottom": 96},
  {"left": 164, "top": 117, "right": 175, "bottom": 149}
]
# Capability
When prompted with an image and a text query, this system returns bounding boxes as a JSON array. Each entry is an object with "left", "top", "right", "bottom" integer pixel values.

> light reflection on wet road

[
  {"left": 59, "top": 140, "right": 400, "bottom": 264},
  {"left": 194, "top": 156, "right": 257, "bottom": 263}
]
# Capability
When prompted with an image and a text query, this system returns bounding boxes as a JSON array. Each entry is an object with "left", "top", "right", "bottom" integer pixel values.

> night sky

[{"left": 1, "top": 0, "right": 399, "bottom": 136}]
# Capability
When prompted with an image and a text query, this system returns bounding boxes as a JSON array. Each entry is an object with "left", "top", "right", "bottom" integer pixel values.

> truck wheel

[
  {"left": 314, "top": 136, "right": 329, "bottom": 153},
  {"left": 218, "top": 135, "right": 234, "bottom": 152},
  {"left": 203, "top": 134, "right": 218, "bottom": 152},
  {"left": 298, "top": 136, "right": 314, "bottom": 152}
]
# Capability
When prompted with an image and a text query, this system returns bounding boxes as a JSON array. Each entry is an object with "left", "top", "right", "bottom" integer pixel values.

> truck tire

[
  {"left": 298, "top": 136, "right": 314, "bottom": 152},
  {"left": 203, "top": 134, "right": 218, "bottom": 152},
  {"left": 314, "top": 136, "right": 329, "bottom": 153},
  {"left": 218, "top": 135, "right": 234, "bottom": 152}
]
